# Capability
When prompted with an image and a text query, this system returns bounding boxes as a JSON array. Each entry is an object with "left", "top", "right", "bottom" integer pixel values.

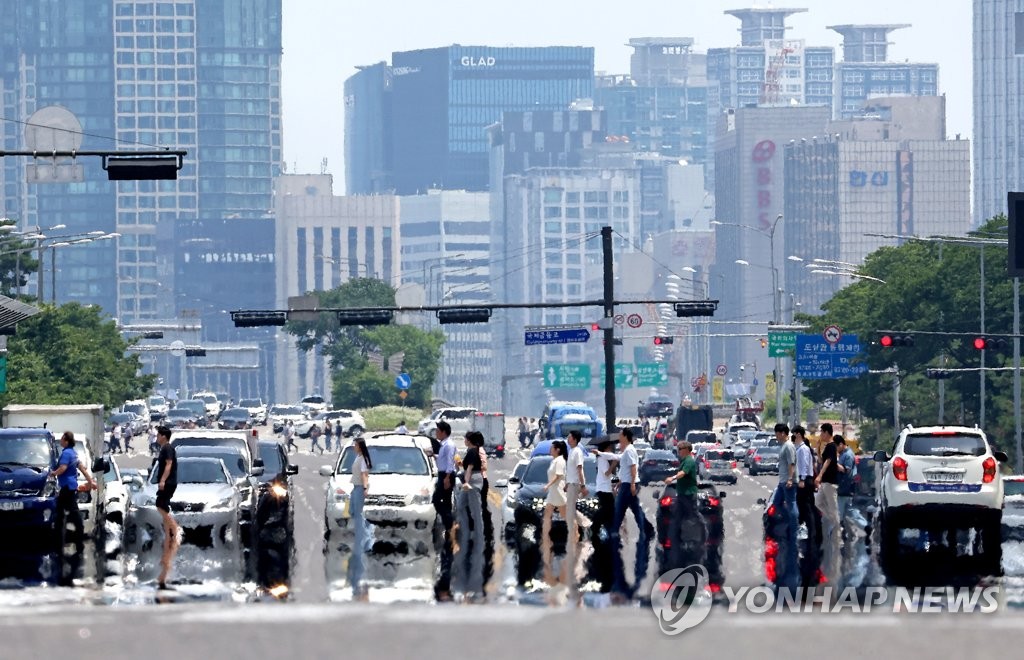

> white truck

[
  {"left": 470, "top": 411, "right": 506, "bottom": 457},
  {"left": 418, "top": 406, "right": 477, "bottom": 439}
]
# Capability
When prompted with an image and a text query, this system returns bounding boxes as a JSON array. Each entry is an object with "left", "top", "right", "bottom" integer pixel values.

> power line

[{"left": 0, "top": 115, "right": 167, "bottom": 149}]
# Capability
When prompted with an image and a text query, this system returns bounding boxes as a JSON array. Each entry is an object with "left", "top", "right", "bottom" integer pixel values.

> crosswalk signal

[
  {"left": 974, "top": 336, "right": 1008, "bottom": 350},
  {"left": 653, "top": 336, "right": 674, "bottom": 345}
]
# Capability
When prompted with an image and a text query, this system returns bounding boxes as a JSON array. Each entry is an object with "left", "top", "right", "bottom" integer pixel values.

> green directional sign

[
  {"left": 542, "top": 363, "right": 591, "bottom": 389},
  {"left": 0, "top": 356, "right": 7, "bottom": 394},
  {"left": 636, "top": 362, "right": 669, "bottom": 387},
  {"left": 599, "top": 363, "right": 635, "bottom": 388},
  {"left": 769, "top": 330, "right": 797, "bottom": 358}
]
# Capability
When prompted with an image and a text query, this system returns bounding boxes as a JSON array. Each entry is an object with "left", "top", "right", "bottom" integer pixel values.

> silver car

[{"left": 125, "top": 457, "right": 243, "bottom": 580}]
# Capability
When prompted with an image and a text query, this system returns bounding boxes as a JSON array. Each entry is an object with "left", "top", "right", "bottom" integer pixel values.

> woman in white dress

[{"left": 541, "top": 440, "right": 568, "bottom": 586}]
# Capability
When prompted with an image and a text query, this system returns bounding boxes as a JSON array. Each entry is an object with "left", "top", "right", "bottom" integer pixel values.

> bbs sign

[
  {"left": 460, "top": 55, "right": 496, "bottom": 67},
  {"left": 751, "top": 139, "right": 777, "bottom": 231}
]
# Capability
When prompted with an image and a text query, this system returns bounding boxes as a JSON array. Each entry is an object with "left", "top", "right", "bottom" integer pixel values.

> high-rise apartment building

[{"left": 344, "top": 61, "right": 393, "bottom": 195}]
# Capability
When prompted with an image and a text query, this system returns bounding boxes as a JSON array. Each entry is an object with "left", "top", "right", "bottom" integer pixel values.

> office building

[
  {"left": 712, "top": 104, "right": 831, "bottom": 399},
  {"left": 388, "top": 45, "right": 594, "bottom": 194},
  {"left": 784, "top": 96, "right": 970, "bottom": 311},
  {"left": 830, "top": 24, "right": 939, "bottom": 119},
  {"left": 974, "top": 0, "right": 1024, "bottom": 224},
  {"left": 595, "top": 38, "right": 709, "bottom": 167},
  {"left": 273, "top": 174, "right": 400, "bottom": 404},
  {"left": 399, "top": 190, "right": 493, "bottom": 408},
  {"left": 344, "top": 61, "right": 393, "bottom": 195}
]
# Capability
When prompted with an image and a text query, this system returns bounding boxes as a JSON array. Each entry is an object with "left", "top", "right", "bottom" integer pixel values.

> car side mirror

[
  {"left": 651, "top": 491, "right": 661, "bottom": 501},
  {"left": 873, "top": 450, "right": 890, "bottom": 463},
  {"left": 253, "top": 458, "right": 265, "bottom": 468},
  {"left": 994, "top": 451, "right": 1009, "bottom": 463},
  {"left": 318, "top": 465, "right": 334, "bottom": 477},
  {"left": 250, "top": 466, "right": 265, "bottom": 477},
  {"left": 286, "top": 464, "right": 299, "bottom": 475},
  {"left": 121, "top": 475, "right": 135, "bottom": 485},
  {"left": 756, "top": 497, "right": 766, "bottom": 505},
  {"left": 495, "top": 479, "right": 508, "bottom": 489},
  {"left": 719, "top": 491, "right": 727, "bottom": 499},
  {"left": 93, "top": 457, "right": 109, "bottom": 473},
  {"left": 508, "top": 476, "right": 520, "bottom": 485}
]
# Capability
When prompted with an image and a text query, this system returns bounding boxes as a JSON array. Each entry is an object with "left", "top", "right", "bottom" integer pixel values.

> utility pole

[
  {"left": 1015, "top": 276, "right": 1022, "bottom": 473},
  {"left": 938, "top": 352, "right": 946, "bottom": 424},
  {"left": 893, "top": 364, "right": 900, "bottom": 442},
  {"left": 602, "top": 226, "right": 616, "bottom": 434},
  {"left": 980, "top": 245, "right": 986, "bottom": 428}
]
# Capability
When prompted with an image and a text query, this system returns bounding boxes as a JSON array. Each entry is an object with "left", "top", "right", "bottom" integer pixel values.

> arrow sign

[
  {"left": 525, "top": 326, "right": 591, "bottom": 346},
  {"left": 542, "top": 364, "right": 591, "bottom": 389},
  {"left": 395, "top": 372, "right": 411, "bottom": 390}
]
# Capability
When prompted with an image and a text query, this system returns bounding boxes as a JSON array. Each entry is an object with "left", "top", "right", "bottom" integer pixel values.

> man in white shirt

[
  {"left": 590, "top": 436, "right": 618, "bottom": 595},
  {"left": 564, "top": 430, "right": 588, "bottom": 598},
  {"left": 609, "top": 427, "right": 647, "bottom": 601},
  {"left": 793, "top": 426, "right": 820, "bottom": 565},
  {"left": 395, "top": 420, "right": 408, "bottom": 434}
]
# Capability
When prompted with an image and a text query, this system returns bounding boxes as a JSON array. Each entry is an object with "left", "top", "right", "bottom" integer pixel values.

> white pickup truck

[{"left": 417, "top": 407, "right": 477, "bottom": 439}]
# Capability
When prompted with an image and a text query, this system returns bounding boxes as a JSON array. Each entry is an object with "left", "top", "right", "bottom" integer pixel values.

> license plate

[
  {"left": 0, "top": 501, "right": 24, "bottom": 511},
  {"left": 925, "top": 471, "right": 963, "bottom": 484}
]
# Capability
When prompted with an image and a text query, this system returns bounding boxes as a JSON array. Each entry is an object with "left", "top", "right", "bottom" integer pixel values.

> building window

[
  {"left": 1017, "top": 13, "right": 1024, "bottom": 55},
  {"left": 544, "top": 206, "right": 562, "bottom": 219},
  {"left": 365, "top": 227, "right": 375, "bottom": 278},
  {"left": 543, "top": 188, "right": 562, "bottom": 204}
]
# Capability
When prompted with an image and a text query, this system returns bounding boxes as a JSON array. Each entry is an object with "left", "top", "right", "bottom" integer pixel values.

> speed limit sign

[{"left": 626, "top": 313, "right": 643, "bottom": 328}]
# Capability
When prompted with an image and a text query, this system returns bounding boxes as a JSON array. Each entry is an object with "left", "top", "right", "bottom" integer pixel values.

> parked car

[
  {"left": 639, "top": 449, "right": 680, "bottom": 485},
  {"left": 218, "top": 407, "right": 253, "bottom": 430},
  {"left": 238, "top": 398, "right": 268, "bottom": 426}
]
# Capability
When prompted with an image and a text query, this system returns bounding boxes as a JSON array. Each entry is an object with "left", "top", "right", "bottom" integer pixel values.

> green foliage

[
  {"left": 360, "top": 405, "right": 430, "bottom": 432},
  {"left": 799, "top": 216, "right": 1019, "bottom": 460},
  {"left": 0, "top": 218, "right": 40, "bottom": 296},
  {"left": 0, "top": 303, "right": 155, "bottom": 408},
  {"left": 286, "top": 278, "right": 445, "bottom": 409}
]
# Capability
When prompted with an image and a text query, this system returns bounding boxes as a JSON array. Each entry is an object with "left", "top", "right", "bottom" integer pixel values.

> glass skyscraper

[
  {"left": 383, "top": 45, "right": 594, "bottom": 194},
  {"left": 344, "top": 61, "right": 393, "bottom": 195}
]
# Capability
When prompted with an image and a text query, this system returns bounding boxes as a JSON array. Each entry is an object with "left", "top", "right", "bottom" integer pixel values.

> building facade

[
  {"left": 830, "top": 24, "right": 939, "bottom": 119},
  {"left": 273, "top": 174, "right": 400, "bottom": 404},
  {"left": 398, "top": 191, "right": 493, "bottom": 408},
  {"left": 784, "top": 96, "right": 970, "bottom": 311},
  {"left": 344, "top": 61, "right": 393, "bottom": 195},
  {"left": 389, "top": 45, "right": 594, "bottom": 194},
  {"left": 974, "top": 0, "right": 1024, "bottom": 224}
]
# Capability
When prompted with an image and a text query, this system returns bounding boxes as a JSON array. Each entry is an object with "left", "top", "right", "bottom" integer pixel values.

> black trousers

[
  {"left": 433, "top": 472, "right": 455, "bottom": 596},
  {"left": 594, "top": 491, "right": 616, "bottom": 593},
  {"left": 55, "top": 487, "right": 84, "bottom": 585}
]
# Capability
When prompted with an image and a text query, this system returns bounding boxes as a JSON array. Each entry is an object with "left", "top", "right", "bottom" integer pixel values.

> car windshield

[
  {"left": 178, "top": 401, "right": 206, "bottom": 414},
  {"left": 160, "top": 459, "right": 228, "bottom": 485},
  {"left": 523, "top": 456, "right": 597, "bottom": 485},
  {"left": 221, "top": 409, "right": 249, "bottom": 419},
  {"left": 172, "top": 437, "right": 249, "bottom": 462},
  {"left": 167, "top": 409, "right": 192, "bottom": 419},
  {"left": 0, "top": 435, "right": 53, "bottom": 467},
  {"left": 687, "top": 433, "right": 716, "bottom": 443},
  {"left": 1005, "top": 480, "right": 1024, "bottom": 496},
  {"left": 102, "top": 461, "right": 122, "bottom": 484},
  {"left": 272, "top": 405, "right": 304, "bottom": 416},
  {"left": 111, "top": 413, "right": 133, "bottom": 424},
  {"left": 904, "top": 433, "right": 987, "bottom": 457},
  {"left": 645, "top": 450, "right": 676, "bottom": 461},
  {"left": 258, "top": 442, "right": 284, "bottom": 475},
  {"left": 239, "top": 399, "right": 262, "bottom": 408},
  {"left": 124, "top": 404, "right": 145, "bottom": 415},
  {"left": 337, "top": 446, "right": 428, "bottom": 475},
  {"left": 557, "top": 421, "right": 599, "bottom": 437},
  {"left": 706, "top": 450, "right": 735, "bottom": 460},
  {"left": 174, "top": 447, "right": 247, "bottom": 478},
  {"left": 149, "top": 396, "right": 165, "bottom": 406},
  {"left": 197, "top": 394, "right": 217, "bottom": 404},
  {"left": 302, "top": 396, "right": 324, "bottom": 404},
  {"left": 755, "top": 447, "right": 781, "bottom": 456}
]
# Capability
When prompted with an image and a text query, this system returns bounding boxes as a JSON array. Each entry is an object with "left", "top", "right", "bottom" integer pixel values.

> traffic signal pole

[
  {"left": 601, "top": 226, "right": 616, "bottom": 435},
  {"left": 980, "top": 245, "right": 986, "bottom": 428},
  {"left": 1015, "top": 276, "right": 1022, "bottom": 473}
]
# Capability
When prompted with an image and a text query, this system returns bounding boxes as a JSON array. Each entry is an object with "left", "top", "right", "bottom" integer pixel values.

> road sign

[
  {"left": 613, "top": 314, "right": 625, "bottom": 326},
  {"left": 395, "top": 372, "right": 411, "bottom": 390},
  {"left": 542, "top": 363, "right": 591, "bottom": 389},
  {"left": 626, "top": 313, "right": 643, "bottom": 328},
  {"left": 712, "top": 376, "right": 724, "bottom": 403},
  {"left": 768, "top": 330, "right": 797, "bottom": 358},
  {"left": 715, "top": 364, "right": 728, "bottom": 376},
  {"left": 796, "top": 333, "right": 868, "bottom": 380},
  {"left": 823, "top": 325, "right": 843, "bottom": 345},
  {"left": 0, "top": 356, "right": 7, "bottom": 394},
  {"left": 636, "top": 362, "right": 669, "bottom": 387},
  {"left": 398, "top": 390, "right": 408, "bottom": 400},
  {"left": 599, "top": 363, "right": 635, "bottom": 388},
  {"left": 525, "top": 325, "right": 591, "bottom": 346}
]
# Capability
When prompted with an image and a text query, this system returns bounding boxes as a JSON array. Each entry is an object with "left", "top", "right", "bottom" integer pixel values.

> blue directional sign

[
  {"left": 524, "top": 325, "right": 591, "bottom": 346},
  {"left": 796, "top": 334, "right": 868, "bottom": 380},
  {"left": 395, "top": 372, "right": 411, "bottom": 390}
]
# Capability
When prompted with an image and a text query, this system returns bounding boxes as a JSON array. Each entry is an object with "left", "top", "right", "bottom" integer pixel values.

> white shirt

[
  {"left": 796, "top": 443, "right": 814, "bottom": 479},
  {"left": 395, "top": 425, "right": 408, "bottom": 434},
  {"left": 566, "top": 444, "right": 585, "bottom": 485},
  {"left": 352, "top": 454, "right": 369, "bottom": 486},
  {"left": 617, "top": 444, "right": 639, "bottom": 484},
  {"left": 593, "top": 451, "right": 617, "bottom": 493}
]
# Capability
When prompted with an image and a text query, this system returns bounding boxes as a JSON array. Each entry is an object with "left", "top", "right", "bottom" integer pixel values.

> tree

[
  {"left": 286, "top": 278, "right": 445, "bottom": 408},
  {"left": 0, "top": 303, "right": 155, "bottom": 408},
  {"left": 799, "top": 217, "right": 1018, "bottom": 457},
  {"left": 0, "top": 218, "right": 39, "bottom": 296}
]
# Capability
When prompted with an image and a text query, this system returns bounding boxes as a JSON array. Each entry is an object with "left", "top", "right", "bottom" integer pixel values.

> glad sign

[{"left": 460, "top": 56, "right": 496, "bottom": 67}]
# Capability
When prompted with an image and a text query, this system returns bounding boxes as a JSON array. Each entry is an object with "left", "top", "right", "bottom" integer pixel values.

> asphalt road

[{"left": 4, "top": 427, "right": 1024, "bottom": 658}]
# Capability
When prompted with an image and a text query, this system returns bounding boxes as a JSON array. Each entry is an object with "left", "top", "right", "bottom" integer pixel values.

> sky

[{"left": 281, "top": 0, "right": 972, "bottom": 193}]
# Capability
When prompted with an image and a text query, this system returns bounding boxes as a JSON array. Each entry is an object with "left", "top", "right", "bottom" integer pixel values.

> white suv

[
  {"left": 874, "top": 425, "right": 1007, "bottom": 576},
  {"left": 319, "top": 434, "right": 439, "bottom": 556}
]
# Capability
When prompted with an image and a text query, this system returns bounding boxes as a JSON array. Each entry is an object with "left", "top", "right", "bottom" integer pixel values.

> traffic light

[
  {"left": 437, "top": 308, "right": 491, "bottom": 324},
  {"left": 184, "top": 347, "right": 206, "bottom": 357},
  {"left": 674, "top": 301, "right": 717, "bottom": 317},
  {"left": 231, "top": 311, "right": 287, "bottom": 327},
  {"left": 973, "top": 336, "right": 1008, "bottom": 350},
  {"left": 879, "top": 334, "right": 914, "bottom": 347},
  {"left": 653, "top": 336, "right": 674, "bottom": 345},
  {"left": 758, "top": 337, "right": 768, "bottom": 348},
  {"left": 926, "top": 369, "right": 953, "bottom": 379},
  {"left": 141, "top": 331, "right": 164, "bottom": 339},
  {"left": 337, "top": 309, "right": 393, "bottom": 326}
]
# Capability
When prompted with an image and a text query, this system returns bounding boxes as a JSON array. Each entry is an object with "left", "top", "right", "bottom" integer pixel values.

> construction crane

[{"left": 760, "top": 43, "right": 794, "bottom": 106}]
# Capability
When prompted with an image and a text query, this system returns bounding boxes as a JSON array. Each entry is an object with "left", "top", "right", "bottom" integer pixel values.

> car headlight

[
  {"left": 531, "top": 497, "right": 545, "bottom": 511},
  {"left": 333, "top": 488, "right": 349, "bottom": 502},
  {"left": 270, "top": 483, "right": 288, "bottom": 498},
  {"left": 209, "top": 496, "right": 234, "bottom": 511},
  {"left": 42, "top": 479, "right": 56, "bottom": 498},
  {"left": 412, "top": 487, "right": 431, "bottom": 505}
]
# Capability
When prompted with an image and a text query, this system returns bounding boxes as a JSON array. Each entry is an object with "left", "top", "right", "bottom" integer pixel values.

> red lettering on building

[
  {"left": 758, "top": 190, "right": 771, "bottom": 208},
  {"left": 751, "top": 140, "right": 776, "bottom": 163}
]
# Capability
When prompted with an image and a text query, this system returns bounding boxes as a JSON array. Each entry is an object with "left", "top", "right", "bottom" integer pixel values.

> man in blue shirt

[{"left": 49, "top": 431, "right": 97, "bottom": 586}]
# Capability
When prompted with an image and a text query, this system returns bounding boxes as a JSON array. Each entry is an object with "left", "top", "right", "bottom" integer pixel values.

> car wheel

[
  {"left": 349, "top": 425, "right": 363, "bottom": 437},
  {"left": 979, "top": 512, "right": 1003, "bottom": 577},
  {"left": 878, "top": 513, "right": 902, "bottom": 579}
]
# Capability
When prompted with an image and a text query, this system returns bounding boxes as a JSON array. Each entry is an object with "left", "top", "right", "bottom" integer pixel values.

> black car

[
  {"left": 653, "top": 483, "right": 726, "bottom": 590},
  {"left": 638, "top": 449, "right": 679, "bottom": 485},
  {"left": 165, "top": 408, "right": 201, "bottom": 429},
  {"left": 639, "top": 396, "right": 675, "bottom": 419},
  {"left": 255, "top": 440, "right": 298, "bottom": 592},
  {"left": 218, "top": 407, "right": 252, "bottom": 430},
  {"left": 509, "top": 455, "right": 601, "bottom": 585}
]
